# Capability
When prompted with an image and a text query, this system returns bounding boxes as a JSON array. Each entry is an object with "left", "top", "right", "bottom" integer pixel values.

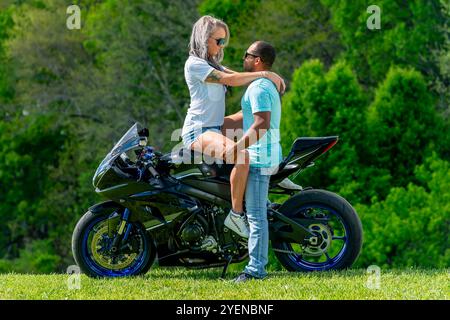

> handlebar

[{"left": 136, "top": 146, "right": 161, "bottom": 180}]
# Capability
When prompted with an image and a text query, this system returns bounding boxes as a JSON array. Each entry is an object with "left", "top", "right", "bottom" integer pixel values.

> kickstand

[{"left": 220, "top": 254, "right": 233, "bottom": 279}]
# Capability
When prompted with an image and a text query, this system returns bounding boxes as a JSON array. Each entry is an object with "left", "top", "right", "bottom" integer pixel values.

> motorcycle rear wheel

[{"left": 272, "top": 189, "right": 363, "bottom": 272}]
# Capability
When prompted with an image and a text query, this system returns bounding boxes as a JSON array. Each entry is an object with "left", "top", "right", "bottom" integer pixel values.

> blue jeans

[{"left": 243, "top": 166, "right": 271, "bottom": 279}]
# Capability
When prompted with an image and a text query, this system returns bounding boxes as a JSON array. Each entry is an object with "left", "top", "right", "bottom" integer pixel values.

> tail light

[{"left": 320, "top": 139, "right": 338, "bottom": 155}]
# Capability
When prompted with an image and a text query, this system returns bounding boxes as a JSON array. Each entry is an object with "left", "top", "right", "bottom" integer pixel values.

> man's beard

[{"left": 243, "top": 62, "right": 254, "bottom": 72}]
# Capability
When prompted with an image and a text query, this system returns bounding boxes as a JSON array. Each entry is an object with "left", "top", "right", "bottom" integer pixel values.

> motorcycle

[{"left": 72, "top": 123, "right": 363, "bottom": 278}]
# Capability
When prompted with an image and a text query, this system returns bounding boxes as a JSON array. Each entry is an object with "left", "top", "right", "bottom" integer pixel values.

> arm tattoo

[{"left": 205, "top": 69, "right": 223, "bottom": 83}]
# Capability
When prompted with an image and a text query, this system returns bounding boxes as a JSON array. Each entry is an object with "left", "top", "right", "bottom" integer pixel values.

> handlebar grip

[{"left": 148, "top": 165, "right": 160, "bottom": 179}]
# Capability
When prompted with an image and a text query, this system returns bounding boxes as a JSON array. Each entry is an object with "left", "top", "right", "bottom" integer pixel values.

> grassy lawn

[{"left": 0, "top": 267, "right": 448, "bottom": 300}]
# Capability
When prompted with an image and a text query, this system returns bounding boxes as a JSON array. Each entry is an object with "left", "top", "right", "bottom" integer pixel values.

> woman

[{"left": 181, "top": 15, "right": 285, "bottom": 238}]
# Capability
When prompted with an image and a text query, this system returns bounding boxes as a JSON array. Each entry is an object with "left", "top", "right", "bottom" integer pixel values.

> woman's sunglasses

[{"left": 211, "top": 37, "right": 226, "bottom": 46}]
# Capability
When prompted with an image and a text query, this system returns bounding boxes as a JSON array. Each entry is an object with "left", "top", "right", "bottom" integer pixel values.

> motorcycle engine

[
  {"left": 180, "top": 221, "right": 204, "bottom": 244},
  {"left": 179, "top": 215, "right": 209, "bottom": 246},
  {"left": 177, "top": 211, "right": 221, "bottom": 254}
]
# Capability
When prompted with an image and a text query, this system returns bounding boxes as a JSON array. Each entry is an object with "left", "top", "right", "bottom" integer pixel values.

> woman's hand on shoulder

[{"left": 263, "top": 71, "right": 286, "bottom": 95}]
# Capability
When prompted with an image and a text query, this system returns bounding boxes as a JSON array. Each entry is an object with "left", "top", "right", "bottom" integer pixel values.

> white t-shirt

[{"left": 181, "top": 56, "right": 226, "bottom": 136}]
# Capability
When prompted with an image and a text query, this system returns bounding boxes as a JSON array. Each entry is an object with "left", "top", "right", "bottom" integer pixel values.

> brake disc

[{"left": 90, "top": 221, "right": 139, "bottom": 270}]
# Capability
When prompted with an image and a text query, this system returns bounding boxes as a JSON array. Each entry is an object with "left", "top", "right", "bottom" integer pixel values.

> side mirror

[{"left": 138, "top": 128, "right": 149, "bottom": 137}]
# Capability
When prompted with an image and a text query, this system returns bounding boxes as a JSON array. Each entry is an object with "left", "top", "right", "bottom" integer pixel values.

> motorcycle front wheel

[{"left": 72, "top": 210, "right": 156, "bottom": 278}]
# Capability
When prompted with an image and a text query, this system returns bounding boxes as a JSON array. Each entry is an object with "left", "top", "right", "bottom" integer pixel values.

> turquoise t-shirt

[{"left": 241, "top": 78, "right": 282, "bottom": 169}]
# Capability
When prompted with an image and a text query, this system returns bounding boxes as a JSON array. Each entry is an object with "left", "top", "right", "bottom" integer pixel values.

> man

[{"left": 222, "top": 41, "right": 282, "bottom": 282}]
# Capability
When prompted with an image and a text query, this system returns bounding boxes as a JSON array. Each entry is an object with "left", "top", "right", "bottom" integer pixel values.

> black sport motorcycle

[{"left": 72, "top": 123, "right": 363, "bottom": 278}]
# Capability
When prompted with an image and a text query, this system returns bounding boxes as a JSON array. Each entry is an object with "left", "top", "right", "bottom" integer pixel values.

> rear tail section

[{"left": 271, "top": 136, "right": 338, "bottom": 183}]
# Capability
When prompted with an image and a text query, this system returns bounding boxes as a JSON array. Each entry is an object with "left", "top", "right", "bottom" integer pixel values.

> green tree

[
  {"left": 281, "top": 59, "right": 389, "bottom": 204},
  {"left": 1, "top": 0, "right": 202, "bottom": 271},
  {"left": 199, "top": 0, "right": 343, "bottom": 114},
  {"left": 321, "top": 0, "right": 448, "bottom": 89},
  {"left": 198, "top": 0, "right": 260, "bottom": 73},
  {"left": 6, "top": 0, "right": 93, "bottom": 120},
  {"left": 0, "top": 5, "right": 15, "bottom": 104},
  {"left": 282, "top": 59, "right": 327, "bottom": 145},
  {"left": 430, "top": 0, "right": 450, "bottom": 116},
  {"left": 199, "top": 0, "right": 260, "bottom": 33},
  {"left": 82, "top": 0, "right": 200, "bottom": 150},
  {"left": 367, "top": 67, "right": 444, "bottom": 187},
  {"left": 355, "top": 153, "right": 450, "bottom": 268},
  {"left": 0, "top": 115, "right": 66, "bottom": 266}
]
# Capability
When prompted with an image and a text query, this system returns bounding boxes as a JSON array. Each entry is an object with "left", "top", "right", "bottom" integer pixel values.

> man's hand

[
  {"left": 222, "top": 111, "right": 244, "bottom": 141},
  {"left": 222, "top": 143, "right": 238, "bottom": 163}
]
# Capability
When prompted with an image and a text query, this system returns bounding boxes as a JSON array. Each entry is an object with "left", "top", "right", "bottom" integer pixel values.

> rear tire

[
  {"left": 272, "top": 189, "right": 363, "bottom": 272},
  {"left": 72, "top": 210, "right": 156, "bottom": 278}
]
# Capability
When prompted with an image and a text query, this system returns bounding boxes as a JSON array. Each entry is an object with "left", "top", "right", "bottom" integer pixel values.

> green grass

[{"left": 0, "top": 267, "right": 448, "bottom": 300}]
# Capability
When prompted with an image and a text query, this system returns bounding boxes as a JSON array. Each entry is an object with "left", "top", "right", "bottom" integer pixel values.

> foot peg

[{"left": 277, "top": 178, "right": 303, "bottom": 190}]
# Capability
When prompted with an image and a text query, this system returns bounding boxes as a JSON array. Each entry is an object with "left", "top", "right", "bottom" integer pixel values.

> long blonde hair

[{"left": 189, "top": 15, "right": 230, "bottom": 70}]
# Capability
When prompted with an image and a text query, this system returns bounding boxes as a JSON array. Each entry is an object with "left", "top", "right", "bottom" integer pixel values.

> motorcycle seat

[
  {"left": 160, "top": 148, "right": 216, "bottom": 164},
  {"left": 161, "top": 148, "right": 233, "bottom": 178}
]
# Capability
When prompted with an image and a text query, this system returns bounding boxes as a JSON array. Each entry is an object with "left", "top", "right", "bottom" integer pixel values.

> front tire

[
  {"left": 72, "top": 210, "right": 156, "bottom": 278},
  {"left": 272, "top": 189, "right": 363, "bottom": 272}
]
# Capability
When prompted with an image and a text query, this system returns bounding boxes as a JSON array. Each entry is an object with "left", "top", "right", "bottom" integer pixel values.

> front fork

[{"left": 110, "top": 208, "right": 132, "bottom": 254}]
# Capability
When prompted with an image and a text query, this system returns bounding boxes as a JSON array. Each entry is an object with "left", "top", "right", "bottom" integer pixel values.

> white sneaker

[{"left": 224, "top": 210, "right": 249, "bottom": 238}]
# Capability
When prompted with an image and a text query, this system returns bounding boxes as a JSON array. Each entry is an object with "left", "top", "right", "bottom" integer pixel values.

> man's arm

[
  {"left": 222, "top": 110, "right": 243, "bottom": 142},
  {"left": 222, "top": 111, "right": 243, "bottom": 131},
  {"left": 224, "top": 111, "right": 270, "bottom": 161},
  {"left": 236, "top": 111, "right": 270, "bottom": 150}
]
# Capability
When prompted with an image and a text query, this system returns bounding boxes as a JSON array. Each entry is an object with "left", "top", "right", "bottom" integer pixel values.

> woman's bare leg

[
  {"left": 229, "top": 159, "right": 249, "bottom": 213},
  {"left": 191, "top": 131, "right": 249, "bottom": 213}
]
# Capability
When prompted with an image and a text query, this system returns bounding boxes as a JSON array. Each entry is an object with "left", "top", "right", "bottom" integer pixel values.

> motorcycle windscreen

[{"left": 93, "top": 123, "right": 144, "bottom": 184}]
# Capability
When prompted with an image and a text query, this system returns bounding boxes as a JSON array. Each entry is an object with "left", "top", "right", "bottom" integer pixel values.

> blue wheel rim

[
  {"left": 282, "top": 204, "right": 349, "bottom": 271},
  {"left": 81, "top": 215, "right": 148, "bottom": 277}
]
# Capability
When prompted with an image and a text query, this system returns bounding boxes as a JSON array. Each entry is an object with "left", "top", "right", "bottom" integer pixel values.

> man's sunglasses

[
  {"left": 243, "top": 52, "right": 261, "bottom": 60},
  {"left": 211, "top": 37, "right": 226, "bottom": 46}
]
